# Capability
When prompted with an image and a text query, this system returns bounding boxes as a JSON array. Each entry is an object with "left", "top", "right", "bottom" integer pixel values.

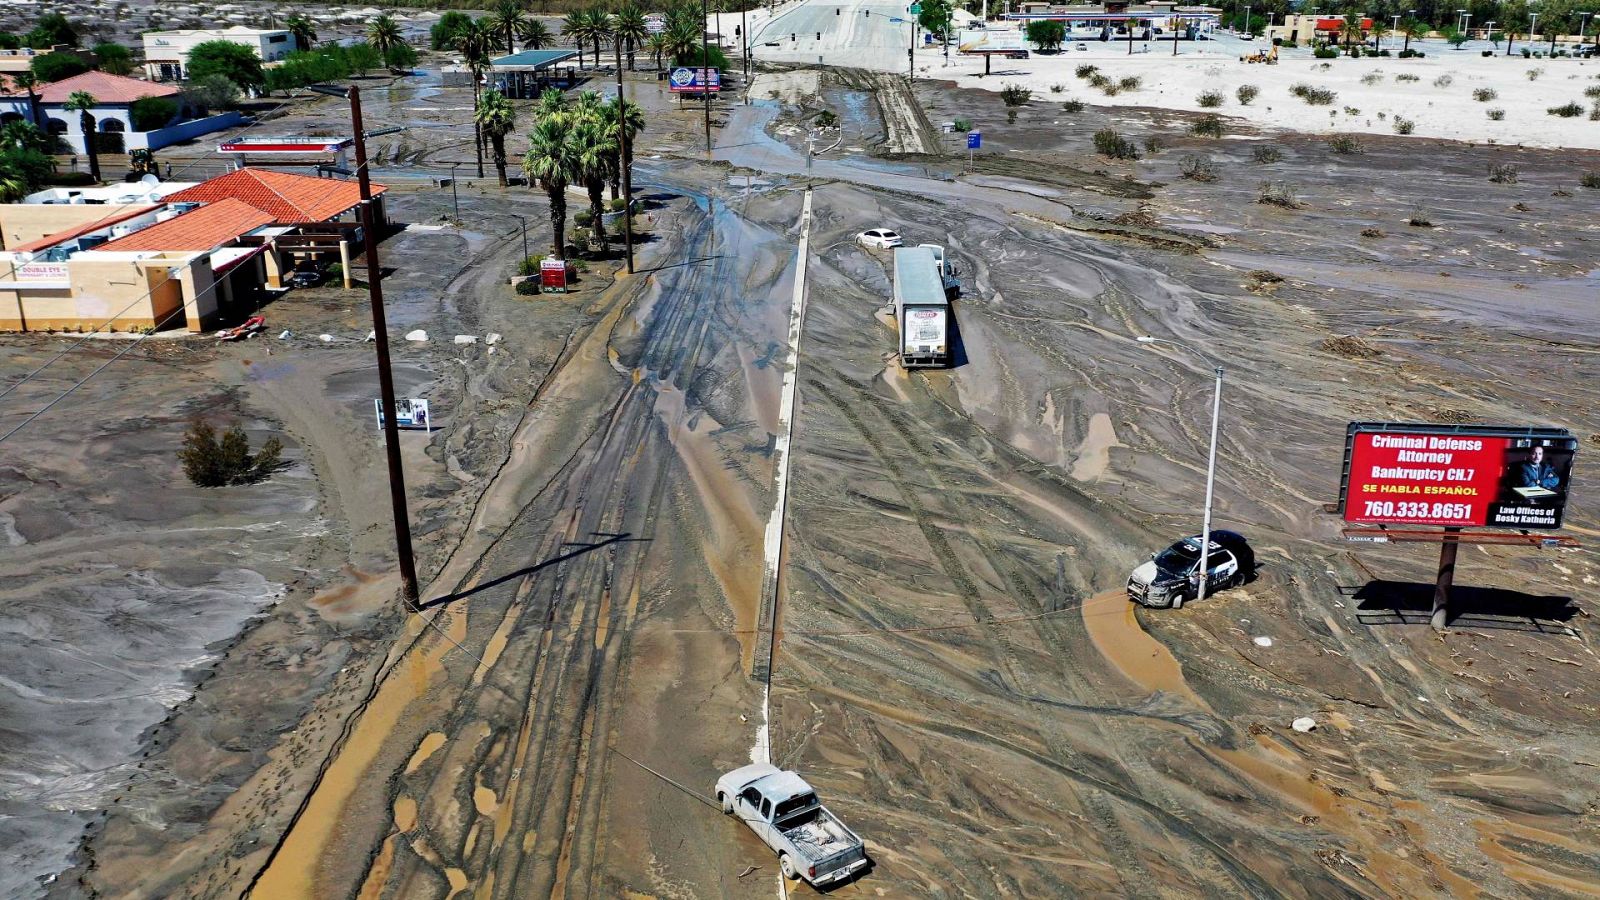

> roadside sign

[
  {"left": 540, "top": 257, "right": 570, "bottom": 292},
  {"left": 889, "top": 17, "right": 904, "bottom": 23},
  {"left": 967, "top": 130, "right": 981, "bottom": 149},
  {"left": 668, "top": 66, "right": 722, "bottom": 94},
  {"left": 1338, "top": 422, "right": 1578, "bottom": 530},
  {"left": 909, "top": 3, "right": 922, "bottom": 13},
  {"left": 375, "top": 398, "right": 433, "bottom": 431}
]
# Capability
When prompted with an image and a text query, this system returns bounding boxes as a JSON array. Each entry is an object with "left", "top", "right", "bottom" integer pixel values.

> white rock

[
  {"left": 1291, "top": 717, "right": 1317, "bottom": 733},
  {"left": 405, "top": 329, "right": 428, "bottom": 342},
  {"left": 485, "top": 332, "right": 502, "bottom": 345},
  {"left": 318, "top": 334, "right": 333, "bottom": 342},
  {"left": 366, "top": 330, "right": 376, "bottom": 342},
  {"left": 453, "top": 334, "right": 478, "bottom": 345},
  {"left": 277, "top": 329, "right": 292, "bottom": 339},
  {"left": 1252, "top": 636, "right": 1273, "bottom": 648}
]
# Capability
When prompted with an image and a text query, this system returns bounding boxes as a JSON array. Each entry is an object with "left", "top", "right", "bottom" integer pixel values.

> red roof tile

[
  {"left": 97, "top": 199, "right": 275, "bottom": 252},
  {"left": 16, "top": 71, "right": 182, "bottom": 105},
  {"left": 6, "top": 205, "right": 160, "bottom": 254},
  {"left": 164, "top": 169, "right": 387, "bottom": 224}
]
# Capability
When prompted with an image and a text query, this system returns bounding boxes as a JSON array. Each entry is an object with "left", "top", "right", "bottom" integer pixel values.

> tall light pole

[
  {"left": 702, "top": 0, "right": 713, "bottom": 153},
  {"left": 1529, "top": 12, "right": 1540, "bottom": 53},
  {"left": 742, "top": 1, "right": 750, "bottom": 77},
  {"left": 509, "top": 212, "right": 528, "bottom": 262},
  {"left": 1581, "top": 12, "right": 1594, "bottom": 54},
  {"left": 1137, "top": 335, "right": 1224, "bottom": 603},
  {"left": 308, "top": 83, "right": 418, "bottom": 603},
  {"left": 1462, "top": 12, "right": 1472, "bottom": 43},
  {"left": 448, "top": 162, "right": 460, "bottom": 221}
]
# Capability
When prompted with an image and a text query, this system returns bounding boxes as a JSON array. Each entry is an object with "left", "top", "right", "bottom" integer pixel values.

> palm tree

[
  {"left": 1401, "top": 17, "right": 1426, "bottom": 52},
  {"left": 66, "top": 91, "right": 100, "bottom": 183},
  {"left": 584, "top": 7, "right": 615, "bottom": 67},
  {"left": 563, "top": 11, "right": 592, "bottom": 66},
  {"left": 613, "top": 4, "right": 649, "bottom": 70},
  {"left": 664, "top": 18, "right": 701, "bottom": 66},
  {"left": 0, "top": 169, "right": 27, "bottom": 203},
  {"left": 523, "top": 115, "right": 580, "bottom": 257},
  {"left": 488, "top": 0, "right": 528, "bottom": 54},
  {"left": 456, "top": 18, "right": 498, "bottom": 177},
  {"left": 285, "top": 14, "right": 317, "bottom": 51},
  {"left": 534, "top": 86, "right": 569, "bottom": 119},
  {"left": 605, "top": 93, "right": 644, "bottom": 200},
  {"left": 12, "top": 72, "right": 44, "bottom": 130},
  {"left": 645, "top": 32, "right": 669, "bottom": 70},
  {"left": 518, "top": 18, "right": 552, "bottom": 50},
  {"left": 475, "top": 89, "right": 517, "bottom": 186},
  {"left": 368, "top": 14, "right": 403, "bottom": 56},
  {"left": 1340, "top": 13, "right": 1362, "bottom": 51},
  {"left": 571, "top": 110, "right": 616, "bottom": 251},
  {"left": 1369, "top": 18, "right": 1388, "bottom": 50},
  {"left": 1, "top": 120, "right": 50, "bottom": 153}
]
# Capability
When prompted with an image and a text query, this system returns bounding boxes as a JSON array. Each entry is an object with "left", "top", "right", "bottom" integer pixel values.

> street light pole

[
  {"left": 743, "top": 2, "right": 750, "bottom": 78},
  {"left": 310, "top": 83, "right": 419, "bottom": 603},
  {"left": 449, "top": 162, "right": 460, "bottom": 221},
  {"left": 509, "top": 212, "right": 528, "bottom": 262},
  {"left": 1137, "top": 335, "right": 1224, "bottom": 603},
  {"left": 702, "top": 0, "right": 713, "bottom": 153}
]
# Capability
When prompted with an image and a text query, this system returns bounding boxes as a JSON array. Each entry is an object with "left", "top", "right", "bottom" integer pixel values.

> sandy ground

[
  {"left": 7, "top": 42, "right": 1600, "bottom": 900},
  {"left": 742, "top": 0, "right": 1600, "bottom": 149}
]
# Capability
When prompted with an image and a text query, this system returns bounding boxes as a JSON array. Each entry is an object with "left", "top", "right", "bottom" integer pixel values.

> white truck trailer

[{"left": 892, "top": 244, "right": 954, "bottom": 368}]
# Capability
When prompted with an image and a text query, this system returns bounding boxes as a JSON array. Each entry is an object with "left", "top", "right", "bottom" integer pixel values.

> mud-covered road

[{"left": 19, "top": 63, "right": 1600, "bottom": 899}]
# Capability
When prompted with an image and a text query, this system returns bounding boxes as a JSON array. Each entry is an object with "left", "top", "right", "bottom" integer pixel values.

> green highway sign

[{"left": 909, "top": 3, "right": 922, "bottom": 13}]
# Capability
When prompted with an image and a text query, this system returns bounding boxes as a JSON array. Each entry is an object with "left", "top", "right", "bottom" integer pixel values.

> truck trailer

[{"left": 891, "top": 245, "right": 953, "bottom": 368}]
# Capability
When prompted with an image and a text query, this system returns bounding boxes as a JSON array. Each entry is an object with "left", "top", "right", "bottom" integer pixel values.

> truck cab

[{"left": 716, "top": 764, "right": 869, "bottom": 886}]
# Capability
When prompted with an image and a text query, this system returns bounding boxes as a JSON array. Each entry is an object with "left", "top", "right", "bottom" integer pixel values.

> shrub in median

[
  {"left": 1236, "top": 84, "right": 1259, "bottom": 105},
  {"left": 1189, "top": 114, "right": 1225, "bottom": 137},
  {"left": 1092, "top": 128, "right": 1140, "bottom": 160},
  {"left": 1197, "top": 89, "right": 1224, "bottom": 108},
  {"left": 1289, "top": 83, "right": 1337, "bottom": 105},
  {"left": 1548, "top": 101, "right": 1584, "bottom": 118}
]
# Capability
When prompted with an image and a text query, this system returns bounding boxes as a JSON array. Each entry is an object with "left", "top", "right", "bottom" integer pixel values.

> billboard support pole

[{"left": 1431, "top": 527, "right": 1461, "bottom": 630}]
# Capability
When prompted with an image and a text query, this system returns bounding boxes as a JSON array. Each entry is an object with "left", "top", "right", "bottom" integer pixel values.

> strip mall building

[{"left": 0, "top": 169, "right": 386, "bottom": 333}]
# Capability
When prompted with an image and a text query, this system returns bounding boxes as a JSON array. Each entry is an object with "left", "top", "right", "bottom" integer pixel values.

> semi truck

[
  {"left": 715, "top": 764, "right": 869, "bottom": 886},
  {"left": 892, "top": 244, "right": 956, "bottom": 368}
]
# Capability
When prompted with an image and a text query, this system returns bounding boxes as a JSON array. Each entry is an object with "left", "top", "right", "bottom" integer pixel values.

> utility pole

[
  {"left": 510, "top": 212, "right": 528, "bottom": 262},
  {"left": 702, "top": 0, "right": 713, "bottom": 153},
  {"left": 743, "top": 2, "right": 750, "bottom": 77},
  {"left": 614, "top": 37, "right": 635, "bottom": 273},
  {"left": 311, "top": 84, "right": 418, "bottom": 603}
]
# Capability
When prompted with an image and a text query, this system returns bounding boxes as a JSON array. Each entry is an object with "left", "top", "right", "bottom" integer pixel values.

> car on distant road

[
  {"left": 857, "top": 228, "right": 902, "bottom": 249},
  {"left": 1127, "top": 530, "right": 1254, "bottom": 608},
  {"left": 287, "top": 270, "right": 322, "bottom": 288}
]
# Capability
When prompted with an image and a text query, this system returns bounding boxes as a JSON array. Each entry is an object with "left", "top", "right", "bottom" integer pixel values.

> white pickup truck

[{"left": 715, "top": 764, "right": 869, "bottom": 886}]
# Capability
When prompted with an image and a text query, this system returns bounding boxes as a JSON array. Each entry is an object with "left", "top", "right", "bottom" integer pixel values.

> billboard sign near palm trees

[
  {"left": 669, "top": 66, "right": 720, "bottom": 93},
  {"left": 645, "top": 14, "right": 667, "bottom": 34}
]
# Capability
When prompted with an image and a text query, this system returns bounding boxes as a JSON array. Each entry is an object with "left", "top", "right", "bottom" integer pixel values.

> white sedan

[{"left": 857, "top": 228, "right": 903, "bottom": 249}]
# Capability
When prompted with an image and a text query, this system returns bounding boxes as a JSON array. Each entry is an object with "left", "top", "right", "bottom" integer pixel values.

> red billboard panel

[{"left": 1340, "top": 424, "right": 1577, "bottom": 529}]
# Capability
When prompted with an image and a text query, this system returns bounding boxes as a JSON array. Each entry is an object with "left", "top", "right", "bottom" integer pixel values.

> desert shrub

[
  {"left": 1473, "top": 88, "right": 1497, "bottom": 102},
  {"left": 1392, "top": 117, "right": 1415, "bottom": 135},
  {"left": 1586, "top": 86, "right": 1600, "bottom": 100},
  {"left": 1197, "top": 89, "right": 1224, "bottom": 108},
  {"left": 1343, "top": 106, "right": 1361, "bottom": 116},
  {"left": 515, "top": 279, "right": 541, "bottom": 295},
  {"left": 1289, "top": 83, "right": 1336, "bottom": 105},
  {"left": 179, "top": 421, "right": 283, "bottom": 487},
  {"left": 1050, "top": 83, "right": 1065, "bottom": 93},
  {"left": 1548, "top": 101, "right": 1584, "bottom": 118},
  {"left": 1236, "top": 84, "right": 1259, "bottom": 105},
  {"left": 1118, "top": 76, "right": 1141, "bottom": 91},
  {"left": 1313, "top": 46, "right": 1338, "bottom": 58},
  {"left": 574, "top": 210, "right": 594, "bottom": 227},
  {"left": 1395, "top": 73, "right": 1420, "bottom": 83},
  {"left": 1101, "top": 84, "right": 1121, "bottom": 96},
  {"left": 1592, "top": 104, "right": 1600, "bottom": 121},
  {"left": 1189, "top": 114, "right": 1225, "bottom": 137},
  {"left": 1486, "top": 108, "right": 1505, "bottom": 120},
  {"left": 952, "top": 117, "right": 973, "bottom": 131},
  {"left": 1061, "top": 99, "right": 1085, "bottom": 112},
  {"left": 1001, "top": 84, "right": 1032, "bottom": 107},
  {"left": 1258, "top": 181, "right": 1302, "bottom": 208},
  {"left": 1360, "top": 72, "right": 1384, "bottom": 85},
  {"left": 1526, "top": 68, "right": 1542, "bottom": 80},
  {"left": 1327, "top": 133, "right": 1364, "bottom": 154},
  {"left": 1092, "top": 128, "right": 1139, "bottom": 159},
  {"left": 1143, "top": 135, "right": 1165, "bottom": 153},
  {"left": 1360, "top": 227, "right": 1385, "bottom": 238},
  {"left": 1075, "top": 64, "right": 1098, "bottom": 78},
  {"left": 1179, "top": 154, "right": 1218, "bottom": 182},
  {"left": 1407, "top": 206, "right": 1433, "bottom": 227},
  {"left": 1488, "top": 163, "right": 1518, "bottom": 184},
  {"left": 1252, "top": 145, "right": 1283, "bottom": 164},
  {"left": 1580, "top": 171, "right": 1600, "bottom": 189},
  {"left": 517, "top": 254, "right": 547, "bottom": 276},
  {"left": 1433, "top": 74, "right": 1453, "bottom": 88},
  {"left": 1088, "top": 72, "right": 1112, "bottom": 88}
]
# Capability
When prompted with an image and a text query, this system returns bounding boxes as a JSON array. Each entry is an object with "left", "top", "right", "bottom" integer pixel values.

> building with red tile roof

[
  {"left": 97, "top": 199, "right": 276, "bottom": 252},
  {"left": 163, "top": 169, "right": 388, "bottom": 225},
  {"left": 17, "top": 71, "right": 181, "bottom": 105},
  {"left": 0, "top": 70, "right": 239, "bottom": 156}
]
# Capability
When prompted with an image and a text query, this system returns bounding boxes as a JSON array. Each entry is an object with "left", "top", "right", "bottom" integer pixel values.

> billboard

[
  {"left": 957, "top": 29, "right": 1028, "bottom": 53},
  {"left": 1339, "top": 423, "right": 1577, "bottom": 530},
  {"left": 375, "top": 398, "right": 434, "bottom": 431},
  {"left": 668, "top": 67, "right": 721, "bottom": 93}
]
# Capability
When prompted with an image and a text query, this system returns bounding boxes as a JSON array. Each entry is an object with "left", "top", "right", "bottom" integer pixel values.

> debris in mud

[
  {"left": 1111, "top": 208, "right": 1161, "bottom": 229},
  {"left": 1319, "top": 336, "right": 1381, "bottom": 359},
  {"left": 1360, "top": 227, "right": 1385, "bottom": 238},
  {"left": 1258, "top": 181, "right": 1304, "bottom": 209},
  {"left": 1245, "top": 269, "right": 1285, "bottom": 293},
  {"left": 1249, "top": 722, "right": 1270, "bottom": 735},
  {"left": 1423, "top": 407, "right": 1479, "bottom": 424}
]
